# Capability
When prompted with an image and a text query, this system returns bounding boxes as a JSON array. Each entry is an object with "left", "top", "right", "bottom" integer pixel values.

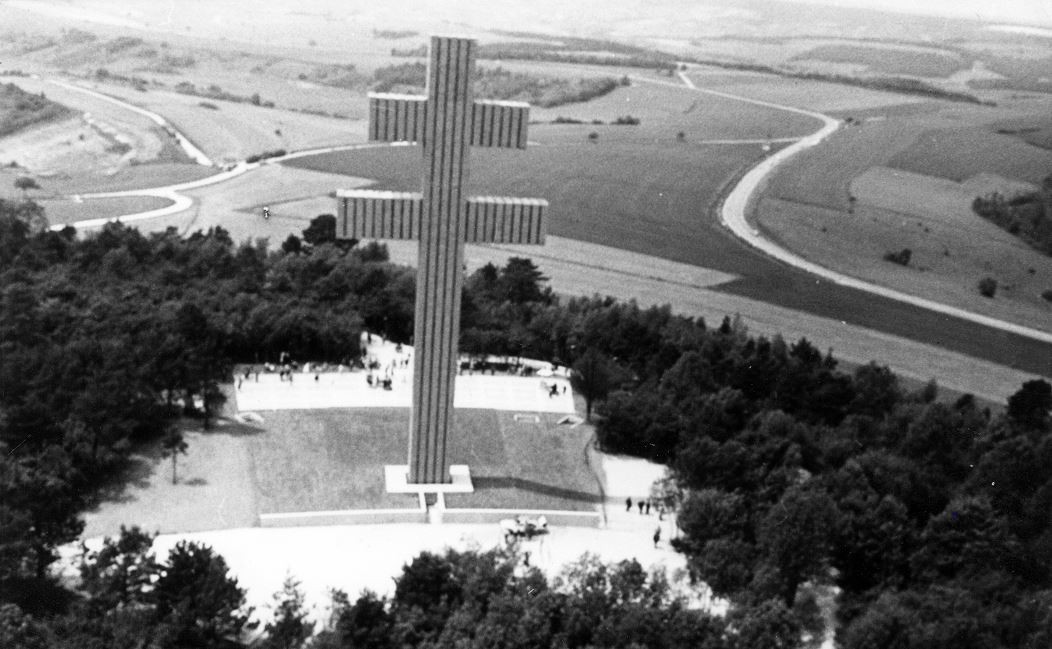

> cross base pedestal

[{"left": 384, "top": 464, "right": 474, "bottom": 518}]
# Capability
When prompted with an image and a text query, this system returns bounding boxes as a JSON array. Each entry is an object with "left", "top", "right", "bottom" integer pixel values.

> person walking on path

[
  {"left": 645, "top": 500, "right": 651, "bottom": 515},
  {"left": 638, "top": 500, "right": 644, "bottom": 514},
  {"left": 626, "top": 497, "right": 633, "bottom": 512},
  {"left": 653, "top": 525, "right": 661, "bottom": 548}
]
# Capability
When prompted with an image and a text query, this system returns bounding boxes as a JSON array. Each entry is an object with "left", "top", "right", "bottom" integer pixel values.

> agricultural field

[
  {"left": 0, "top": 75, "right": 215, "bottom": 197},
  {"left": 277, "top": 79, "right": 823, "bottom": 270},
  {"left": 283, "top": 124, "right": 784, "bottom": 275},
  {"left": 756, "top": 183, "right": 1052, "bottom": 330},
  {"left": 0, "top": 76, "right": 181, "bottom": 161},
  {"left": 0, "top": 0, "right": 1048, "bottom": 372},
  {"left": 685, "top": 69, "right": 930, "bottom": 113},
  {"left": 245, "top": 408, "right": 599, "bottom": 513},
  {"left": 531, "top": 79, "right": 821, "bottom": 139},
  {"left": 94, "top": 82, "right": 368, "bottom": 163},
  {"left": 889, "top": 127, "right": 1052, "bottom": 185},
  {"left": 755, "top": 89, "right": 1052, "bottom": 333},
  {"left": 991, "top": 116, "right": 1052, "bottom": 151},
  {"left": 788, "top": 44, "right": 966, "bottom": 78},
  {"left": 281, "top": 97, "right": 1052, "bottom": 375}
]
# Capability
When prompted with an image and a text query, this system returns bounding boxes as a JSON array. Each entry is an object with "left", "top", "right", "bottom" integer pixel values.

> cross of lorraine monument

[{"left": 336, "top": 36, "right": 548, "bottom": 493}]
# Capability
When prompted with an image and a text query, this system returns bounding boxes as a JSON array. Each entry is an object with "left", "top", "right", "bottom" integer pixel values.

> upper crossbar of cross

[{"left": 336, "top": 35, "right": 547, "bottom": 245}]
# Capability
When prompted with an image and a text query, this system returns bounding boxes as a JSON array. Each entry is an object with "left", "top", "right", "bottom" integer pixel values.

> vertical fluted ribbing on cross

[
  {"left": 408, "top": 36, "right": 474, "bottom": 484},
  {"left": 336, "top": 36, "right": 547, "bottom": 488}
]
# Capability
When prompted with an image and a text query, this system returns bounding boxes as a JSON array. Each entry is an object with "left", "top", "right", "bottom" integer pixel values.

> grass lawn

[
  {"left": 38, "top": 194, "right": 173, "bottom": 224},
  {"left": 82, "top": 418, "right": 259, "bottom": 538},
  {"left": 245, "top": 408, "right": 600, "bottom": 513}
]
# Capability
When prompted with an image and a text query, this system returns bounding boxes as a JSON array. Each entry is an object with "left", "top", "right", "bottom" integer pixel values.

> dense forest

[{"left": 1, "top": 203, "right": 1049, "bottom": 648}]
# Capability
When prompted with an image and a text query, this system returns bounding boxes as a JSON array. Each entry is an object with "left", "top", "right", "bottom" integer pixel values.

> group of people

[
  {"left": 234, "top": 348, "right": 378, "bottom": 390},
  {"left": 625, "top": 496, "right": 661, "bottom": 516},
  {"left": 625, "top": 497, "right": 665, "bottom": 547},
  {"left": 362, "top": 343, "right": 412, "bottom": 391},
  {"left": 366, "top": 373, "right": 394, "bottom": 390},
  {"left": 540, "top": 381, "right": 569, "bottom": 398}
]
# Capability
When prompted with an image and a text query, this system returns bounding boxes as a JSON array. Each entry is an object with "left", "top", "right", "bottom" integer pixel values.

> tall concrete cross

[{"left": 336, "top": 36, "right": 548, "bottom": 486}]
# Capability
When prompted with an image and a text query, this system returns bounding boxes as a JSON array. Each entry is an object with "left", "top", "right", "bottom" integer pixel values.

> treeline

[
  {"left": 7, "top": 528, "right": 809, "bottom": 649},
  {"left": 0, "top": 205, "right": 415, "bottom": 619},
  {"left": 390, "top": 34, "right": 678, "bottom": 71},
  {"left": 174, "top": 81, "right": 276, "bottom": 108},
  {"left": 0, "top": 82, "right": 72, "bottom": 137},
  {"left": 425, "top": 221, "right": 1052, "bottom": 646},
  {"left": 586, "top": 312, "right": 1052, "bottom": 645},
  {"left": 973, "top": 177, "right": 1052, "bottom": 256},
  {"left": 4, "top": 528, "right": 252, "bottom": 648},
  {"left": 476, "top": 35, "right": 678, "bottom": 72},
  {"left": 478, "top": 45, "right": 677, "bottom": 72},
  {"left": 4, "top": 203, "right": 1051, "bottom": 646},
  {"left": 371, "top": 62, "right": 622, "bottom": 108}
]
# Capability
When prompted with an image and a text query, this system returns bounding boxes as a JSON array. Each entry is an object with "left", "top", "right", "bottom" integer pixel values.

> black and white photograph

[{"left": 1, "top": 1, "right": 1050, "bottom": 647}]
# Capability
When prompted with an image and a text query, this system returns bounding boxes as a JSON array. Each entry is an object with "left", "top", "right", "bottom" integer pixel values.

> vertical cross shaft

[
  {"left": 410, "top": 37, "right": 473, "bottom": 484},
  {"left": 337, "top": 35, "right": 547, "bottom": 489}
]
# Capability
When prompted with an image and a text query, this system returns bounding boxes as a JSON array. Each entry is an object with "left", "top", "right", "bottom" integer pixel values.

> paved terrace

[{"left": 234, "top": 336, "right": 575, "bottom": 414}]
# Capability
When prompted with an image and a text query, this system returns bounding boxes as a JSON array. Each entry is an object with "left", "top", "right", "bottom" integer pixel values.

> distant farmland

[
  {"left": 283, "top": 123, "right": 774, "bottom": 274},
  {"left": 284, "top": 125, "right": 1052, "bottom": 376},
  {"left": 789, "top": 44, "right": 966, "bottom": 78}
]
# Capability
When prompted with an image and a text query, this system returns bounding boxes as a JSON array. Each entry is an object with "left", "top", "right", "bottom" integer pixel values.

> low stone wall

[
  {"left": 259, "top": 508, "right": 602, "bottom": 528},
  {"left": 440, "top": 508, "right": 602, "bottom": 528},
  {"left": 259, "top": 508, "right": 427, "bottom": 527}
]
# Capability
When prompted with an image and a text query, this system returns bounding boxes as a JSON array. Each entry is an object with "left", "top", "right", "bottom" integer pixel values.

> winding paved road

[{"left": 667, "top": 70, "right": 1052, "bottom": 345}]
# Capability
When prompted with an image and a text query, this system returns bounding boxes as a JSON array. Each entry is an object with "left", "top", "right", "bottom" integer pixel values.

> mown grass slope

[{"left": 244, "top": 408, "right": 599, "bottom": 513}]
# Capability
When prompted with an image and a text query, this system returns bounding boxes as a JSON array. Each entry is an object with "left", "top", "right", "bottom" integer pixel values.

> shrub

[
  {"left": 198, "top": 101, "right": 218, "bottom": 110},
  {"left": 104, "top": 36, "right": 143, "bottom": 54},
  {"left": 1041, "top": 289, "right": 1052, "bottom": 302},
  {"left": 883, "top": 248, "right": 912, "bottom": 266},
  {"left": 245, "top": 149, "right": 287, "bottom": 164},
  {"left": 613, "top": 115, "right": 640, "bottom": 125},
  {"left": 588, "top": 132, "right": 599, "bottom": 141},
  {"left": 978, "top": 276, "right": 998, "bottom": 298}
]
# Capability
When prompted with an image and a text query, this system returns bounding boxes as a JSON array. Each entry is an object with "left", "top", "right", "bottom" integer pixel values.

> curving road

[{"left": 667, "top": 70, "right": 1052, "bottom": 345}]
